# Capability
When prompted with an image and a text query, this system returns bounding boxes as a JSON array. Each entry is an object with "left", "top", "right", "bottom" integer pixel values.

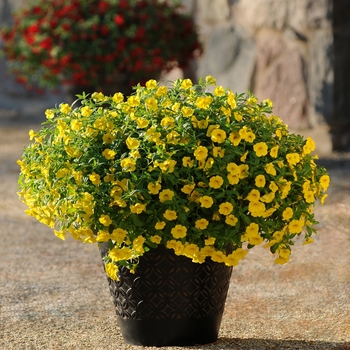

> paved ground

[{"left": 0, "top": 116, "right": 350, "bottom": 350}]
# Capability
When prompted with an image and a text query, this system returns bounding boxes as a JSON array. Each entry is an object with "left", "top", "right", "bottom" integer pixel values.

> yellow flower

[
  {"left": 304, "top": 190, "right": 315, "bottom": 203},
  {"left": 214, "top": 86, "right": 225, "bottom": 96},
  {"left": 130, "top": 203, "right": 146, "bottom": 214},
  {"left": 182, "top": 156, "right": 194, "bottom": 167},
  {"left": 205, "top": 237, "right": 216, "bottom": 245},
  {"left": 181, "top": 78, "right": 193, "bottom": 89},
  {"left": 136, "top": 118, "right": 149, "bottom": 128},
  {"left": 183, "top": 243, "right": 200, "bottom": 259},
  {"left": 102, "top": 148, "right": 116, "bottom": 160},
  {"left": 240, "top": 151, "right": 248, "bottom": 162},
  {"left": 199, "top": 196, "right": 214, "bottom": 208},
  {"left": 213, "top": 147, "right": 225, "bottom": 158},
  {"left": 233, "top": 111, "right": 242, "bottom": 121},
  {"left": 193, "top": 146, "right": 208, "bottom": 161},
  {"left": 264, "top": 163, "right": 276, "bottom": 176},
  {"left": 282, "top": 207, "right": 293, "bottom": 221},
  {"left": 303, "top": 137, "right": 316, "bottom": 154},
  {"left": 227, "top": 91, "right": 237, "bottom": 109},
  {"left": 181, "top": 106, "right": 194, "bottom": 117},
  {"left": 319, "top": 174, "right": 330, "bottom": 191},
  {"left": 156, "top": 86, "right": 168, "bottom": 96},
  {"left": 219, "top": 202, "right": 233, "bottom": 215},
  {"left": 127, "top": 95, "right": 140, "bottom": 107},
  {"left": 228, "top": 131, "right": 241, "bottom": 146},
  {"left": 270, "top": 146, "right": 279, "bottom": 158},
  {"left": 105, "top": 262, "right": 119, "bottom": 281},
  {"left": 302, "top": 237, "right": 314, "bottom": 246},
  {"left": 159, "top": 189, "right": 175, "bottom": 202},
  {"left": 171, "top": 224, "right": 187, "bottom": 239},
  {"left": 211, "top": 251, "right": 226, "bottom": 263},
  {"left": 111, "top": 228, "right": 127, "bottom": 244},
  {"left": 211, "top": 128, "right": 227, "bottom": 143},
  {"left": 246, "top": 189, "right": 260, "bottom": 202},
  {"left": 112, "top": 92, "right": 124, "bottom": 103},
  {"left": 45, "top": 109, "right": 55, "bottom": 119},
  {"left": 245, "top": 132, "right": 256, "bottom": 143},
  {"left": 54, "top": 230, "right": 66, "bottom": 240},
  {"left": 269, "top": 181, "right": 279, "bottom": 192},
  {"left": 195, "top": 96, "right": 213, "bottom": 109},
  {"left": 126, "top": 136, "right": 140, "bottom": 150},
  {"left": 286, "top": 153, "right": 300, "bottom": 166},
  {"left": 255, "top": 174, "right": 266, "bottom": 188},
  {"left": 206, "top": 124, "right": 219, "bottom": 137},
  {"left": 260, "top": 192, "right": 275, "bottom": 203},
  {"left": 151, "top": 235, "right": 162, "bottom": 244},
  {"left": 205, "top": 75, "right": 216, "bottom": 85},
  {"left": 103, "top": 133, "right": 116, "bottom": 143},
  {"left": 155, "top": 221, "right": 166, "bottom": 230},
  {"left": 60, "top": 103, "right": 71, "bottom": 114},
  {"left": 81, "top": 106, "right": 92, "bottom": 117},
  {"left": 181, "top": 184, "right": 195, "bottom": 195},
  {"left": 145, "top": 97, "right": 158, "bottom": 111},
  {"left": 133, "top": 236, "right": 145, "bottom": 253},
  {"left": 253, "top": 142, "right": 268, "bottom": 157},
  {"left": 209, "top": 175, "right": 224, "bottom": 189},
  {"left": 120, "top": 158, "right": 136, "bottom": 172},
  {"left": 148, "top": 182, "right": 161, "bottom": 195},
  {"left": 248, "top": 201, "right": 266, "bottom": 217},
  {"left": 99, "top": 214, "right": 112, "bottom": 227},
  {"left": 288, "top": 219, "right": 304, "bottom": 233},
  {"left": 146, "top": 79, "right": 157, "bottom": 89},
  {"left": 89, "top": 172, "right": 101, "bottom": 186},
  {"left": 163, "top": 209, "right": 178, "bottom": 221},
  {"left": 161, "top": 116, "right": 175, "bottom": 129},
  {"left": 225, "top": 214, "right": 238, "bottom": 226},
  {"left": 227, "top": 173, "right": 240, "bottom": 185}
]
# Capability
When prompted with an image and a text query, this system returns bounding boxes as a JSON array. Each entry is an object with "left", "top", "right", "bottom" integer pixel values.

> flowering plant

[
  {"left": 0, "top": 0, "right": 201, "bottom": 90},
  {"left": 18, "top": 76, "right": 330, "bottom": 280}
]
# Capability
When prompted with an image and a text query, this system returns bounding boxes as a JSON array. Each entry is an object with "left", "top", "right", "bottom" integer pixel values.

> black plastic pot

[{"left": 99, "top": 244, "right": 233, "bottom": 346}]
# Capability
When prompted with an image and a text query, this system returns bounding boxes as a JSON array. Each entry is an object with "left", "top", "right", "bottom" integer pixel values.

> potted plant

[
  {"left": 17, "top": 76, "right": 330, "bottom": 346},
  {"left": 0, "top": 0, "right": 201, "bottom": 96}
]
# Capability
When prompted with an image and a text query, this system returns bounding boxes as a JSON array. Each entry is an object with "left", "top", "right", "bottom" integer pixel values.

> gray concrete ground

[{"left": 0, "top": 116, "right": 350, "bottom": 350}]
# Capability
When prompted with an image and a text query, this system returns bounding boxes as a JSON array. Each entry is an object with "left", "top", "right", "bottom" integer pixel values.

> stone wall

[
  {"left": 0, "top": 0, "right": 349, "bottom": 150},
  {"left": 185, "top": 0, "right": 350, "bottom": 151}
]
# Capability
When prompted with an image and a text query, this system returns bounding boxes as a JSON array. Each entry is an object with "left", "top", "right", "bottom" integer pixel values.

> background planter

[{"left": 99, "top": 244, "right": 233, "bottom": 346}]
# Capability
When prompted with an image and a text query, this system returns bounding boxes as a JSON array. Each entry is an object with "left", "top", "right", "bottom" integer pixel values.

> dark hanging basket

[{"left": 99, "top": 244, "right": 233, "bottom": 347}]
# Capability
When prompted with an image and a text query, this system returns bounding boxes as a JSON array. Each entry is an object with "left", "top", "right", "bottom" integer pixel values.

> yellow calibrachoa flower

[
  {"left": 130, "top": 203, "right": 147, "bottom": 214},
  {"left": 270, "top": 145, "right": 279, "bottom": 158},
  {"left": 120, "top": 158, "right": 136, "bottom": 172},
  {"left": 155, "top": 221, "right": 166, "bottom": 230},
  {"left": 282, "top": 207, "right": 294, "bottom": 221},
  {"left": 255, "top": 174, "right": 266, "bottom": 188},
  {"left": 193, "top": 146, "right": 208, "bottom": 161},
  {"left": 18, "top": 76, "right": 330, "bottom": 274},
  {"left": 211, "top": 129, "right": 227, "bottom": 143},
  {"left": 159, "top": 189, "right": 175, "bottom": 202},
  {"left": 218, "top": 202, "right": 233, "bottom": 216},
  {"left": 99, "top": 214, "right": 112, "bottom": 226},
  {"left": 171, "top": 225, "right": 187, "bottom": 239},
  {"left": 163, "top": 209, "right": 178, "bottom": 221},
  {"left": 60, "top": 103, "right": 71, "bottom": 114},
  {"left": 195, "top": 218, "right": 209, "bottom": 230},
  {"left": 102, "top": 149, "right": 116, "bottom": 160},
  {"left": 148, "top": 182, "right": 161, "bottom": 195},
  {"left": 253, "top": 142, "right": 268, "bottom": 157},
  {"left": 181, "top": 184, "right": 195, "bottom": 195},
  {"left": 199, "top": 195, "right": 214, "bottom": 208},
  {"left": 209, "top": 175, "right": 224, "bottom": 189}
]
